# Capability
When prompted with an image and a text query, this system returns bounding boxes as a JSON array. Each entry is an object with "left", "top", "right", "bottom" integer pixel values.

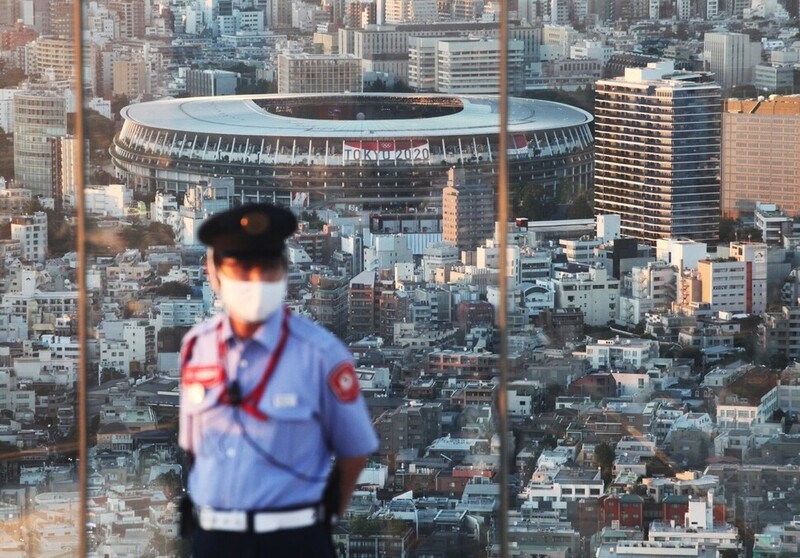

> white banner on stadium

[{"left": 343, "top": 140, "right": 430, "bottom": 163}]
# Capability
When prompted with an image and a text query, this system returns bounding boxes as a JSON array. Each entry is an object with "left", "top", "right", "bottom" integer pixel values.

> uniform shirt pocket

[{"left": 248, "top": 401, "right": 321, "bottom": 465}]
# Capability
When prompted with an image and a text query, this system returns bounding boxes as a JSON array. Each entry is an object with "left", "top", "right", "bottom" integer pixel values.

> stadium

[{"left": 111, "top": 93, "right": 594, "bottom": 209}]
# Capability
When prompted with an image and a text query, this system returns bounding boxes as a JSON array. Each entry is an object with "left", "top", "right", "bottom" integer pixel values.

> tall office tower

[
  {"left": 384, "top": 0, "right": 438, "bottom": 22},
  {"left": 442, "top": 168, "right": 494, "bottom": 253},
  {"left": 703, "top": 32, "right": 762, "bottom": 91},
  {"left": 721, "top": 96, "right": 800, "bottom": 218},
  {"left": 13, "top": 91, "right": 67, "bottom": 199},
  {"left": 594, "top": 61, "right": 722, "bottom": 245}
]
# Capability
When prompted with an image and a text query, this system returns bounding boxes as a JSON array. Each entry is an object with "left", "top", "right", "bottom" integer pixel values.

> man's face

[{"left": 207, "top": 252, "right": 286, "bottom": 293}]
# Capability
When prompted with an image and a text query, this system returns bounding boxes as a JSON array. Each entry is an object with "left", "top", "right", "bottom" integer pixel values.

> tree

[
  {"left": 153, "top": 470, "right": 182, "bottom": 499},
  {"left": 593, "top": 441, "right": 615, "bottom": 485},
  {"left": 111, "top": 94, "right": 130, "bottom": 120},
  {"left": 0, "top": 128, "right": 13, "bottom": 180},
  {"left": 0, "top": 60, "right": 27, "bottom": 88},
  {"left": 154, "top": 281, "right": 193, "bottom": 298},
  {"left": 117, "top": 222, "right": 175, "bottom": 251},
  {"left": 565, "top": 192, "right": 593, "bottom": 219}
]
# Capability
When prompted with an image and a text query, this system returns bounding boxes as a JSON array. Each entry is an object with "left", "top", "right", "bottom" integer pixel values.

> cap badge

[{"left": 240, "top": 212, "right": 269, "bottom": 235}]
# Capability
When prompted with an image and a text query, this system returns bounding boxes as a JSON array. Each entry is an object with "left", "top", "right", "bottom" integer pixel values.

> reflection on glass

[{"left": 4, "top": 0, "right": 791, "bottom": 555}]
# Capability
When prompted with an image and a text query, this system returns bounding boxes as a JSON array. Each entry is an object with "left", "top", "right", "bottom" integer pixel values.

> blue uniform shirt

[{"left": 179, "top": 307, "right": 378, "bottom": 510}]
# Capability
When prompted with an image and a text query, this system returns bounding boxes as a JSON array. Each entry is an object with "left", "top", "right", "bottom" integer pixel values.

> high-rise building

[
  {"left": 703, "top": 32, "right": 762, "bottom": 91},
  {"left": 13, "top": 91, "right": 67, "bottom": 199},
  {"left": 442, "top": 167, "right": 494, "bottom": 253},
  {"left": 384, "top": 0, "right": 438, "bottom": 23},
  {"left": 31, "top": 36, "right": 75, "bottom": 81},
  {"left": 721, "top": 96, "right": 800, "bottom": 217},
  {"left": 593, "top": 60, "right": 721, "bottom": 245},
  {"left": 56, "top": 136, "right": 81, "bottom": 209},
  {"left": 277, "top": 53, "right": 362, "bottom": 94},
  {"left": 109, "top": 0, "right": 146, "bottom": 38}
]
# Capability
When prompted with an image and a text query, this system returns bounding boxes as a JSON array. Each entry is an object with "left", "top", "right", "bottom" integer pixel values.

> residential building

[
  {"left": 696, "top": 246, "right": 766, "bottom": 315},
  {"left": 442, "top": 167, "right": 494, "bottom": 253},
  {"left": 375, "top": 402, "right": 442, "bottom": 456},
  {"left": 308, "top": 274, "right": 349, "bottom": 338},
  {"left": 648, "top": 492, "right": 739, "bottom": 552},
  {"left": 13, "top": 90, "right": 67, "bottom": 198},
  {"left": 618, "top": 260, "right": 676, "bottom": 327},
  {"left": 10, "top": 212, "right": 47, "bottom": 263},
  {"left": 427, "top": 348, "right": 525, "bottom": 381},
  {"left": 384, "top": 0, "right": 437, "bottom": 23},
  {"left": 729, "top": 241, "right": 767, "bottom": 314},
  {"left": 716, "top": 367, "right": 778, "bottom": 429},
  {"left": 434, "top": 38, "right": 525, "bottom": 95},
  {"left": 30, "top": 36, "right": 74, "bottom": 81},
  {"left": 594, "top": 61, "right": 722, "bottom": 245},
  {"left": 277, "top": 53, "right": 362, "bottom": 94},
  {"left": 582, "top": 338, "right": 659, "bottom": 370},
  {"left": 112, "top": 59, "right": 151, "bottom": 98},
  {"left": 721, "top": 96, "right": 800, "bottom": 217},
  {"left": 345, "top": 272, "right": 378, "bottom": 338},
  {"left": 552, "top": 263, "right": 620, "bottom": 326},
  {"left": 753, "top": 203, "right": 794, "bottom": 245}
]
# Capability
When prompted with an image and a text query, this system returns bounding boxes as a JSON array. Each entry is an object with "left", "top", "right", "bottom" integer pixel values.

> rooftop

[{"left": 120, "top": 93, "right": 593, "bottom": 138}]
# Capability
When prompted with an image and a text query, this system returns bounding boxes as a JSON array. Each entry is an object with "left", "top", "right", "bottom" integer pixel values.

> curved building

[{"left": 111, "top": 93, "right": 593, "bottom": 209}]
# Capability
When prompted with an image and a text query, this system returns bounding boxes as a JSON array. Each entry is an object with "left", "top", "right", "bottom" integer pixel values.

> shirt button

[
  {"left": 239, "top": 360, "right": 248, "bottom": 368},
  {"left": 227, "top": 448, "right": 236, "bottom": 458}
]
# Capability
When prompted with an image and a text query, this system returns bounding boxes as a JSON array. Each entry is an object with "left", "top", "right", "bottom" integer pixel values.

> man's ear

[{"left": 206, "top": 249, "right": 221, "bottom": 292}]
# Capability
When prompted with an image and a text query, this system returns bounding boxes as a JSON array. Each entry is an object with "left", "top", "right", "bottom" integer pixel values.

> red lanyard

[{"left": 216, "top": 307, "right": 291, "bottom": 421}]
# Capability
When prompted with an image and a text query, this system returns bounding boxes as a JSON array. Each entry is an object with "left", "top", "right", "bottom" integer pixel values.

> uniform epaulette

[{"left": 180, "top": 314, "right": 224, "bottom": 377}]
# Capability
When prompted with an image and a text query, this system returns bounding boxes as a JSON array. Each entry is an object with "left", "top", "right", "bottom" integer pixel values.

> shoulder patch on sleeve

[{"left": 328, "top": 362, "right": 360, "bottom": 403}]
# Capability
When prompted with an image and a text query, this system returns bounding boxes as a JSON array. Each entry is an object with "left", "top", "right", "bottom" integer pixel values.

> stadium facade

[{"left": 111, "top": 93, "right": 594, "bottom": 209}]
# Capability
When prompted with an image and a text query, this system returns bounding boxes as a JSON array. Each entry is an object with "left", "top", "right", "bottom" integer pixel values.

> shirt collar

[{"left": 220, "top": 306, "right": 287, "bottom": 351}]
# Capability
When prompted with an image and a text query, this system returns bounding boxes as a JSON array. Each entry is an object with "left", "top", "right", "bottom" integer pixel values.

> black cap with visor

[{"left": 197, "top": 203, "right": 298, "bottom": 260}]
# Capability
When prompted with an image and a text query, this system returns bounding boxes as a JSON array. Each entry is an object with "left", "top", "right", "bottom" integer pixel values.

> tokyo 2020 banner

[{"left": 342, "top": 140, "right": 430, "bottom": 163}]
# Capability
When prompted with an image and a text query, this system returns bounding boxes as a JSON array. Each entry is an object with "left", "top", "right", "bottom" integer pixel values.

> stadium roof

[{"left": 120, "top": 93, "right": 592, "bottom": 138}]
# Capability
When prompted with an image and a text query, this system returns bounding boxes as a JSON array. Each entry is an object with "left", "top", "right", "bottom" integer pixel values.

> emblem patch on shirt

[
  {"left": 329, "top": 362, "right": 359, "bottom": 403},
  {"left": 182, "top": 365, "right": 223, "bottom": 388}
]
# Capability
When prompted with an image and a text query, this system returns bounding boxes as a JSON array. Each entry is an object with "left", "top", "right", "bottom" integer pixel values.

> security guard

[{"left": 178, "top": 203, "right": 378, "bottom": 558}]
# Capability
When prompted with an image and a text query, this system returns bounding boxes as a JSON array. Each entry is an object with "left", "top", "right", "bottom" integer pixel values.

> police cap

[{"left": 198, "top": 203, "right": 297, "bottom": 259}]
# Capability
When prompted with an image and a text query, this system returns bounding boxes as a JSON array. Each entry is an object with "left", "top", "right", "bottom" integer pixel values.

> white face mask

[{"left": 218, "top": 275, "right": 288, "bottom": 323}]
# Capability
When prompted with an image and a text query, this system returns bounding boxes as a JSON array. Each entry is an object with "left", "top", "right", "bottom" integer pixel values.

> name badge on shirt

[{"left": 273, "top": 393, "right": 298, "bottom": 408}]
